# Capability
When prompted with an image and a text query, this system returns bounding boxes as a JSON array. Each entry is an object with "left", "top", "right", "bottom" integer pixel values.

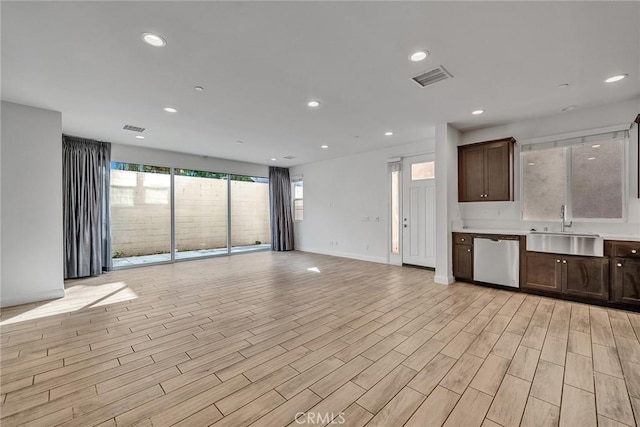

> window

[
  {"left": 521, "top": 131, "right": 626, "bottom": 221},
  {"left": 230, "top": 175, "right": 270, "bottom": 252},
  {"left": 109, "top": 162, "right": 270, "bottom": 268},
  {"left": 411, "top": 161, "right": 435, "bottom": 180},
  {"left": 292, "top": 179, "right": 303, "bottom": 221},
  {"left": 571, "top": 141, "right": 623, "bottom": 218},
  {"left": 522, "top": 147, "right": 567, "bottom": 220},
  {"left": 389, "top": 163, "right": 401, "bottom": 254},
  {"left": 109, "top": 162, "right": 171, "bottom": 265},
  {"left": 174, "top": 169, "right": 228, "bottom": 259}
]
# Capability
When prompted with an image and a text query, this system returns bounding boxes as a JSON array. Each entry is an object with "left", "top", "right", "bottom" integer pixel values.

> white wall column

[
  {"left": 434, "top": 123, "right": 460, "bottom": 284},
  {"left": 1, "top": 101, "right": 65, "bottom": 307}
]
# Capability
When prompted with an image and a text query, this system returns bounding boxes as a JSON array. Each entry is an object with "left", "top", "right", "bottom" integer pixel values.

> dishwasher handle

[{"left": 474, "top": 235, "right": 520, "bottom": 242}]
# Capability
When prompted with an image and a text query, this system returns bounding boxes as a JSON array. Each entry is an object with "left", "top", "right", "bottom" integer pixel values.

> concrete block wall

[{"left": 110, "top": 171, "right": 270, "bottom": 257}]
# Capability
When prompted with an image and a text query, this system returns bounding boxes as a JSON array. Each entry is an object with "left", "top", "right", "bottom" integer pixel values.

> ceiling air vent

[
  {"left": 282, "top": 155, "right": 296, "bottom": 160},
  {"left": 412, "top": 66, "right": 453, "bottom": 87},
  {"left": 122, "top": 124, "right": 146, "bottom": 133}
]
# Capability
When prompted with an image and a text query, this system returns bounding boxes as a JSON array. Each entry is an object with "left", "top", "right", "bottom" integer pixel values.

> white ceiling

[{"left": 2, "top": 1, "right": 639, "bottom": 167}]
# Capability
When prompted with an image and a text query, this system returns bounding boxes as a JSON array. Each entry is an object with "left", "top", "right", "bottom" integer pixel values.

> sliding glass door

[
  {"left": 174, "top": 169, "right": 228, "bottom": 260},
  {"left": 109, "top": 164, "right": 270, "bottom": 268},
  {"left": 230, "top": 175, "right": 271, "bottom": 253},
  {"left": 110, "top": 163, "right": 171, "bottom": 268}
]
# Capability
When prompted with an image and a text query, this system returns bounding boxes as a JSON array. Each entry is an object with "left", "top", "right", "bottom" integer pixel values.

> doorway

[{"left": 401, "top": 154, "right": 436, "bottom": 268}]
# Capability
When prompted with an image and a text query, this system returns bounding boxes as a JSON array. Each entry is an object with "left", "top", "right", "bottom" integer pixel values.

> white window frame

[
  {"left": 291, "top": 175, "right": 303, "bottom": 222},
  {"left": 387, "top": 160, "right": 402, "bottom": 266},
  {"left": 519, "top": 128, "right": 629, "bottom": 223}
]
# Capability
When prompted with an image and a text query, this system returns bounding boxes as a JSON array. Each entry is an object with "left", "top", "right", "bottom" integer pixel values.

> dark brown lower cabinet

[
  {"left": 611, "top": 258, "right": 640, "bottom": 306},
  {"left": 522, "top": 252, "right": 561, "bottom": 293},
  {"left": 562, "top": 255, "right": 609, "bottom": 301},
  {"left": 453, "top": 243, "right": 473, "bottom": 281},
  {"left": 523, "top": 252, "right": 608, "bottom": 301}
]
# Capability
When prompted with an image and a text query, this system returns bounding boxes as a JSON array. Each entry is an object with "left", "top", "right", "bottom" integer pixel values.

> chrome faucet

[{"left": 560, "top": 204, "right": 572, "bottom": 232}]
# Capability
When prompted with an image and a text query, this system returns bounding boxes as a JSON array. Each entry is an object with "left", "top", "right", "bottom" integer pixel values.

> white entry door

[{"left": 402, "top": 155, "right": 436, "bottom": 267}]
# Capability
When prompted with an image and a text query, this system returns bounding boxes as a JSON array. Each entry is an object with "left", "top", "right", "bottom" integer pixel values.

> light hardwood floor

[{"left": 1, "top": 251, "right": 639, "bottom": 427}]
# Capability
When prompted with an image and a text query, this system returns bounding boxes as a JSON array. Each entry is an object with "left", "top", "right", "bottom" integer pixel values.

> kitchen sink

[{"left": 527, "top": 231, "right": 603, "bottom": 256}]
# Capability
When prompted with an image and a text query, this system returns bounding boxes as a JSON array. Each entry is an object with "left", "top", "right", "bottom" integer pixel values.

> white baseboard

[
  {"left": 1, "top": 288, "right": 65, "bottom": 308},
  {"left": 434, "top": 275, "right": 455, "bottom": 285},
  {"left": 296, "top": 247, "right": 388, "bottom": 265}
]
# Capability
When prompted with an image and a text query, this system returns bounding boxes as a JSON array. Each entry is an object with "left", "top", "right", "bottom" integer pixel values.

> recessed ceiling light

[
  {"left": 135, "top": 135, "right": 145, "bottom": 140},
  {"left": 409, "top": 50, "right": 429, "bottom": 62},
  {"left": 557, "top": 83, "right": 569, "bottom": 89},
  {"left": 561, "top": 105, "right": 577, "bottom": 112},
  {"left": 163, "top": 106, "right": 177, "bottom": 113},
  {"left": 605, "top": 74, "right": 627, "bottom": 83},
  {"left": 528, "top": 162, "right": 535, "bottom": 166},
  {"left": 588, "top": 157, "right": 596, "bottom": 160},
  {"left": 307, "top": 100, "right": 320, "bottom": 108},
  {"left": 194, "top": 86, "right": 204, "bottom": 92},
  {"left": 472, "top": 110, "right": 484, "bottom": 115},
  {"left": 141, "top": 33, "right": 166, "bottom": 47},
  {"left": 270, "top": 158, "right": 277, "bottom": 161},
  {"left": 321, "top": 145, "right": 329, "bottom": 149},
  {"left": 235, "top": 140, "right": 244, "bottom": 145},
  {"left": 592, "top": 144, "right": 601, "bottom": 148},
  {"left": 384, "top": 131, "right": 394, "bottom": 136}
]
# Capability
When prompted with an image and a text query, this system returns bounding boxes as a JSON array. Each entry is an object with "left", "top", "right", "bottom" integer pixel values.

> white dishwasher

[{"left": 473, "top": 236, "right": 520, "bottom": 288}]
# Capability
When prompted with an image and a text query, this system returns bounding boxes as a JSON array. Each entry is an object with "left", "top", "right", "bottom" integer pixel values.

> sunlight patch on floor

[{"left": 0, "top": 282, "right": 138, "bottom": 325}]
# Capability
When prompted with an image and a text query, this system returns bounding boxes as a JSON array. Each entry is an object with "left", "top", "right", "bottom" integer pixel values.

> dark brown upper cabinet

[{"left": 458, "top": 137, "right": 515, "bottom": 202}]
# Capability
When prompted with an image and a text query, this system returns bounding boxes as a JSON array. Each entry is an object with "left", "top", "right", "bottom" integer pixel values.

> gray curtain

[
  {"left": 63, "top": 135, "right": 111, "bottom": 278},
  {"left": 269, "top": 166, "right": 295, "bottom": 251}
]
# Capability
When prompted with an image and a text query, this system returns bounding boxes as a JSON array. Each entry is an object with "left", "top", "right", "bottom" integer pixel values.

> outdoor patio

[{"left": 112, "top": 243, "right": 271, "bottom": 268}]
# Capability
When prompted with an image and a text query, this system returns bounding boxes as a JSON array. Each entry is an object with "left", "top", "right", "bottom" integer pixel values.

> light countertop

[
  {"left": 452, "top": 228, "right": 528, "bottom": 236},
  {"left": 452, "top": 228, "right": 640, "bottom": 242}
]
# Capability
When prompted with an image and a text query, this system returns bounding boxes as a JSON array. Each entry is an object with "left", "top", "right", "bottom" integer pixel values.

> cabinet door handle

[
  {"left": 461, "top": 238, "right": 465, "bottom": 242},
  {"left": 562, "top": 260, "right": 567, "bottom": 264},
  {"left": 556, "top": 259, "right": 561, "bottom": 263},
  {"left": 617, "top": 263, "right": 623, "bottom": 267},
  {"left": 467, "top": 249, "right": 471, "bottom": 252},
  {"left": 632, "top": 249, "right": 637, "bottom": 254}
]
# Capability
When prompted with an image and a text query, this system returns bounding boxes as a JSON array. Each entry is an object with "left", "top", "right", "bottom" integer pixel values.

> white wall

[
  {"left": 291, "top": 97, "right": 638, "bottom": 277},
  {"left": 290, "top": 139, "right": 435, "bottom": 263},
  {"left": 458, "top": 98, "right": 640, "bottom": 238},
  {"left": 111, "top": 144, "right": 269, "bottom": 178},
  {"left": 434, "top": 124, "right": 460, "bottom": 284},
  {"left": 1, "top": 101, "right": 65, "bottom": 307}
]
